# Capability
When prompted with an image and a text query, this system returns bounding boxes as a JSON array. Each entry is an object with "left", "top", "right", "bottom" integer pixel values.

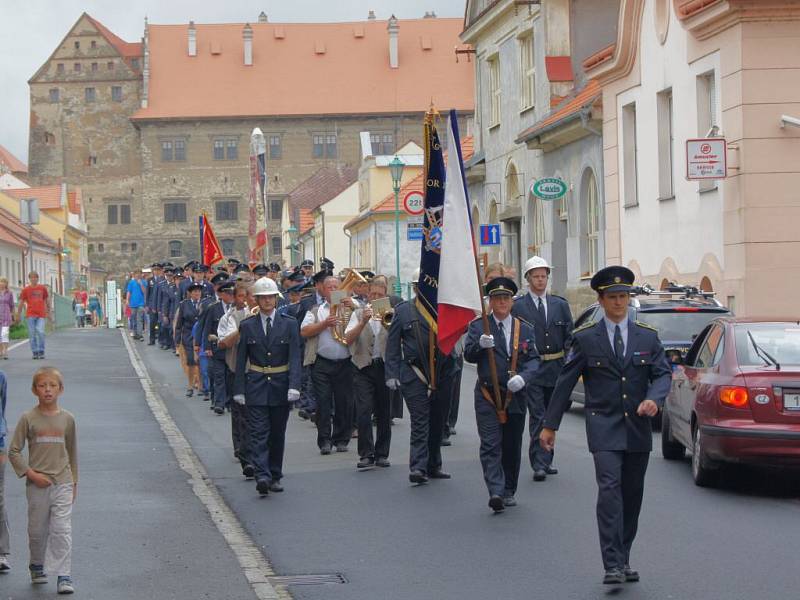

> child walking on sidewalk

[{"left": 8, "top": 367, "right": 77, "bottom": 594}]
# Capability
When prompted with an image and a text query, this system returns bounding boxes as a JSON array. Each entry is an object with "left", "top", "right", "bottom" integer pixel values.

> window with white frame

[
  {"left": 519, "top": 33, "right": 535, "bottom": 110},
  {"left": 488, "top": 56, "right": 501, "bottom": 127},
  {"left": 621, "top": 102, "right": 639, "bottom": 208},
  {"left": 530, "top": 198, "right": 546, "bottom": 256},
  {"left": 656, "top": 89, "right": 674, "bottom": 200},
  {"left": 582, "top": 169, "right": 601, "bottom": 277}
]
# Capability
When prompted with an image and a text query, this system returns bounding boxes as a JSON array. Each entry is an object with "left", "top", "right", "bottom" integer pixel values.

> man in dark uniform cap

[
  {"left": 146, "top": 263, "right": 166, "bottom": 345},
  {"left": 194, "top": 264, "right": 214, "bottom": 298},
  {"left": 201, "top": 278, "right": 236, "bottom": 415},
  {"left": 267, "top": 263, "right": 282, "bottom": 282},
  {"left": 226, "top": 258, "right": 241, "bottom": 275},
  {"left": 540, "top": 266, "right": 671, "bottom": 585},
  {"left": 300, "top": 259, "right": 314, "bottom": 279},
  {"left": 293, "top": 267, "right": 331, "bottom": 420},
  {"left": 464, "top": 277, "right": 540, "bottom": 512},
  {"left": 252, "top": 264, "right": 269, "bottom": 278},
  {"left": 194, "top": 272, "right": 229, "bottom": 403},
  {"left": 179, "top": 261, "right": 197, "bottom": 299}
]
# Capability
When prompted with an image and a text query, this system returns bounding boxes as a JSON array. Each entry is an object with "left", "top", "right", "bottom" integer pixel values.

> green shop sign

[{"left": 530, "top": 177, "right": 567, "bottom": 201}]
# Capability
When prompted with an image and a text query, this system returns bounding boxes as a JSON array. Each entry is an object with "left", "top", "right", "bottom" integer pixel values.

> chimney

[
  {"left": 188, "top": 21, "right": 196, "bottom": 57},
  {"left": 424, "top": 11, "right": 437, "bottom": 18},
  {"left": 258, "top": 11, "right": 268, "bottom": 23},
  {"left": 243, "top": 23, "right": 253, "bottom": 66},
  {"left": 387, "top": 15, "right": 399, "bottom": 69},
  {"left": 368, "top": 10, "right": 376, "bottom": 20}
]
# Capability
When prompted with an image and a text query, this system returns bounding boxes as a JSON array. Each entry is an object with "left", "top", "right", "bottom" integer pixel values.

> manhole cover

[{"left": 270, "top": 573, "right": 347, "bottom": 586}]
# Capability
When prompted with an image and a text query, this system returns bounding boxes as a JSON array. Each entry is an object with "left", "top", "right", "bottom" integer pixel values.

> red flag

[{"left": 201, "top": 212, "right": 225, "bottom": 266}]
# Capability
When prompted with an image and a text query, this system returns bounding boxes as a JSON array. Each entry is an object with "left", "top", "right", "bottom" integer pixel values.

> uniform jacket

[
  {"left": 160, "top": 284, "right": 180, "bottom": 322},
  {"left": 233, "top": 312, "right": 302, "bottom": 406},
  {"left": 464, "top": 316, "right": 541, "bottom": 414},
  {"left": 146, "top": 276, "right": 165, "bottom": 312},
  {"left": 385, "top": 300, "right": 458, "bottom": 386},
  {"left": 544, "top": 319, "right": 672, "bottom": 452},
  {"left": 511, "top": 293, "right": 573, "bottom": 387},
  {"left": 201, "top": 300, "right": 228, "bottom": 360},
  {"left": 294, "top": 293, "right": 321, "bottom": 328},
  {"left": 193, "top": 296, "right": 216, "bottom": 348},
  {"left": 175, "top": 299, "right": 201, "bottom": 348}
]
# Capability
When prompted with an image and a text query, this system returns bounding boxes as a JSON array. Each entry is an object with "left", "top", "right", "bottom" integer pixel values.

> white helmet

[
  {"left": 411, "top": 268, "right": 420, "bottom": 284},
  {"left": 252, "top": 276, "right": 282, "bottom": 297},
  {"left": 523, "top": 256, "right": 551, "bottom": 276}
]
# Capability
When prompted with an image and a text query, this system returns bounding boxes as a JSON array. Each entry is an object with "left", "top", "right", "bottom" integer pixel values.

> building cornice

[
  {"left": 461, "top": 0, "right": 519, "bottom": 44},
  {"left": 674, "top": 0, "right": 800, "bottom": 40},
  {"left": 583, "top": 0, "right": 645, "bottom": 87}
]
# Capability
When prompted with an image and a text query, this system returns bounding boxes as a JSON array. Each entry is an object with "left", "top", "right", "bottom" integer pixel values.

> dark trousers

[
  {"left": 403, "top": 376, "right": 450, "bottom": 474},
  {"left": 208, "top": 357, "right": 228, "bottom": 410},
  {"left": 444, "top": 361, "right": 463, "bottom": 434},
  {"left": 353, "top": 360, "right": 391, "bottom": 459},
  {"left": 231, "top": 401, "right": 252, "bottom": 468},
  {"left": 312, "top": 357, "right": 354, "bottom": 448},
  {"left": 162, "top": 322, "right": 175, "bottom": 349},
  {"left": 248, "top": 404, "right": 291, "bottom": 482},
  {"left": 299, "top": 365, "right": 316, "bottom": 412},
  {"left": 474, "top": 391, "right": 526, "bottom": 496},
  {"left": 528, "top": 384, "right": 555, "bottom": 471},
  {"left": 592, "top": 451, "right": 650, "bottom": 570},
  {"left": 158, "top": 316, "right": 170, "bottom": 346},
  {"left": 224, "top": 365, "right": 235, "bottom": 409},
  {"left": 148, "top": 310, "right": 158, "bottom": 343}
]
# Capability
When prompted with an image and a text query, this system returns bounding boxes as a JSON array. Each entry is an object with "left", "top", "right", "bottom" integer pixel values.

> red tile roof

[
  {"left": 6, "top": 185, "right": 63, "bottom": 210},
  {"left": 0, "top": 225, "right": 26, "bottom": 249},
  {"left": 67, "top": 189, "right": 82, "bottom": 215},
  {"left": 545, "top": 56, "right": 574, "bottom": 82},
  {"left": 288, "top": 167, "right": 358, "bottom": 212},
  {"left": 297, "top": 209, "right": 315, "bottom": 235},
  {"left": 0, "top": 205, "right": 57, "bottom": 249},
  {"left": 85, "top": 14, "right": 143, "bottom": 58},
  {"left": 0, "top": 144, "right": 27, "bottom": 174},
  {"left": 515, "top": 80, "right": 601, "bottom": 143},
  {"left": 133, "top": 18, "right": 474, "bottom": 120}
]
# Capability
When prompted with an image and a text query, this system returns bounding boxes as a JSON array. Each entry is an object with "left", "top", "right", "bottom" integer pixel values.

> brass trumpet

[{"left": 370, "top": 297, "right": 393, "bottom": 330}]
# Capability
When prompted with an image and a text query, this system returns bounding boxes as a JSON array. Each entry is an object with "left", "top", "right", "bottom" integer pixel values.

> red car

[{"left": 661, "top": 317, "right": 800, "bottom": 486}]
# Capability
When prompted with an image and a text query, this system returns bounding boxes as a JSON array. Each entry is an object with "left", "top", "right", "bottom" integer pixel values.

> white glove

[
  {"left": 287, "top": 389, "right": 300, "bottom": 402},
  {"left": 479, "top": 334, "right": 495, "bottom": 349},
  {"left": 386, "top": 378, "right": 400, "bottom": 391},
  {"left": 507, "top": 375, "right": 525, "bottom": 393},
  {"left": 232, "top": 394, "right": 246, "bottom": 405}
]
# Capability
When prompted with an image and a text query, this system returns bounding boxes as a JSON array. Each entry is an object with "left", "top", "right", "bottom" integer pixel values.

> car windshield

[
  {"left": 735, "top": 323, "right": 800, "bottom": 366},
  {"left": 635, "top": 311, "right": 725, "bottom": 342}
]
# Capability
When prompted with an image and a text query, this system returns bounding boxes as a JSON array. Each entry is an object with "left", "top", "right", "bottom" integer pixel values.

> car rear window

[
  {"left": 735, "top": 323, "right": 800, "bottom": 366},
  {"left": 635, "top": 310, "right": 726, "bottom": 342}
]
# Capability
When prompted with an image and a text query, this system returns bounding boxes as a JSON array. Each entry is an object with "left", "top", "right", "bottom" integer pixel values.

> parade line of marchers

[{"left": 132, "top": 109, "right": 671, "bottom": 587}]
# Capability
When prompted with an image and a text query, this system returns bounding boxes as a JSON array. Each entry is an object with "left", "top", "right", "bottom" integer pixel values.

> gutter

[{"left": 516, "top": 105, "right": 600, "bottom": 146}]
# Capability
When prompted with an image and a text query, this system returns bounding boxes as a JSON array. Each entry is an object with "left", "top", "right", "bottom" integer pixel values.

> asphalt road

[
  {"left": 3, "top": 328, "right": 798, "bottom": 600},
  {"left": 132, "top": 334, "right": 800, "bottom": 600}
]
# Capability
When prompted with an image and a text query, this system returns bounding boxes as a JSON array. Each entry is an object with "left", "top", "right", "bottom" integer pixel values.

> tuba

[{"left": 331, "top": 269, "right": 367, "bottom": 345}]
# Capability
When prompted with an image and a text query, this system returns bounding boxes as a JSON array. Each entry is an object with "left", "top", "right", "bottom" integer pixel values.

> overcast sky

[{"left": 0, "top": 0, "right": 465, "bottom": 165}]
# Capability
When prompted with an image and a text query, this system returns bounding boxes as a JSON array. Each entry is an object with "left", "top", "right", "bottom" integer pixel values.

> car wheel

[
  {"left": 691, "top": 425, "right": 718, "bottom": 487},
  {"left": 661, "top": 410, "right": 685, "bottom": 460}
]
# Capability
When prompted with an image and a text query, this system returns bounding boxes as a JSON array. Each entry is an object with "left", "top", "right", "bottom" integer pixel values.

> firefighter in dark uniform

[
  {"left": 512, "top": 256, "right": 574, "bottom": 481},
  {"left": 178, "top": 261, "right": 196, "bottom": 299},
  {"left": 464, "top": 277, "right": 540, "bottom": 512},
  {"left": 200, "top": 275, "right": 235, "bottom": 414},
  {"left": 385, "top": 269, "right": 457, "bottom": 484},
  {"left": 146, "top": 263, "right": 165, "bottom": 345},
  {"left": 233, "top": 277, "right": 302, "bottom": 496},
  {"left": 300, "top": 259, "right": 314, "bottom": 280},
  {"left": 160, "top": 268, "right": 184, "bottom": 352},
  {"left": 540, "top": 266, "right": 671, "bottom": 585},
  {"left": 156, "top": 262, "right": 174, "bottom": 349}
]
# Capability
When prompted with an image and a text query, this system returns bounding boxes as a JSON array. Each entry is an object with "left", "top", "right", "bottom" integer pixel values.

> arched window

[
  {"left": 169, "top": 240, "right": 182, "bottom": 258},
  {"left": 700, "top": 276, "right": 713, "bottom": 292},
  {"left": 505, "top": 161, "right": 521, "bottom": 207},
  {"left": 581, "top": 169, "right": 601, "bottom": 277}
]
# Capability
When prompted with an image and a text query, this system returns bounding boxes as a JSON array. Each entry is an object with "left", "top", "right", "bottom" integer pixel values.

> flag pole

[
  {"left": 199, "top": 214, "right": 205, "bottom": 265},
  {"left": 424, "top": 108, "right": 437, "bottom": 392}
]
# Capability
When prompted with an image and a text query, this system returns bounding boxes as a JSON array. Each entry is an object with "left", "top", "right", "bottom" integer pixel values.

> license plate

[{"left": 785, "top": 393, "right": 800, "bottom": 410}]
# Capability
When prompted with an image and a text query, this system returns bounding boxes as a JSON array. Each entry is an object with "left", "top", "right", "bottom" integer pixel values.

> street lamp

[
  {"left": 286, "top": 224, "right": 298, "bottom": 266},
  {"left": 389, "top": 155, "right": 405, "bottom": 297}
]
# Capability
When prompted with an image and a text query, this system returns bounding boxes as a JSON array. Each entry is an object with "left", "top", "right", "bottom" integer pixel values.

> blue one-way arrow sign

[{"left": 479, "top": 224, "right": 501, "bottom": 246}]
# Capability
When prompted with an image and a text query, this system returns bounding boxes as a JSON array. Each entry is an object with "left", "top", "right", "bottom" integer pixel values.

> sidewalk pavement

[{"left": 0, "top": 328, "right": 258, "bottom": 600}]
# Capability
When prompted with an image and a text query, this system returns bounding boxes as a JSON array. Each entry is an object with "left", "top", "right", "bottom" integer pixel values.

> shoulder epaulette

[
  {"left": 635, "top": 320, "right": 658, "bottom": 332},
  {"left": 549, "top": 294, "right": 568, "bottom": 302},
  {"left": 279, "top": 312, "right": 297, "bottom": 321},
  {"left": 572, "top": 320, "right": 596, "bottom": 335}
]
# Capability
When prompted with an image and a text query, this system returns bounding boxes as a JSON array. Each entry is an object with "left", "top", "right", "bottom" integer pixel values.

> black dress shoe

[
  {"left": 357, "top": 457, "right": 375, "bottom": 469},
  {"left": 545, "top": 466, "right": 559, "bottom": 475},
  {"left": 623, "top": 565, "right": 640, "bottom": 582},
  {"left": 440, "top": 436, "right": 452, "bottom": 447},
  {"left": 375, "top": 457, "right": 391, "bottom": 468},
  {"left": 185, "top": 388, "right": 194, "bottom": 397},
  {"left": 429, "top": 469, "right": 451, "bottom": 479},
  {"left": 242, "top": 465, "right": 255, "bottom": 479},
  {"left": 256, "top": 479, "right": 270, "bottom": 496},
  {"left": 409, "top": 471, "right": 428, "bottom": 484},
  {"left": 533, "top": 469, "right": 547, "bottom": 482},
  {"left": 297, "top": 409, "right": 310, "bottom": 421},
  {"left": 213, "top": 407, "right": 224, "bottom": 415},
  {"left": 320, "top": 443, "right": 332, "bottom": 455},
  {"left": 502, "top": 495, "right": 517, "bottom": 507},
  {"left": 488, "top": 495, "right": 505, "bottom": 513},
  {"left": 148, "top": 341, "right": 156, "bottom": 346},
  {"left": 268, "top": 480, "right": 283, "bottom": 493},
  {"left": 335, "top": 444, "right": 348, "bottom": 453},
  {"left": 603, "top": 568, "right": 626, "bottom": 585}
]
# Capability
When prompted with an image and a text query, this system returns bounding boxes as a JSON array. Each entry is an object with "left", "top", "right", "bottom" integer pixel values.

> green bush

[{"left": 10, "top": 321, "right": 28, "bottom": 340}]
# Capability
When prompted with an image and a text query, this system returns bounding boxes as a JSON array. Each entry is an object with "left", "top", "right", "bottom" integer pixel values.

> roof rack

[{"left": 631, "top": 282, "right": 722, "bottom": 305}]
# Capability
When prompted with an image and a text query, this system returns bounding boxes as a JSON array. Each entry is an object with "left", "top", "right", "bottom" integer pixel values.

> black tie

[
  {"left": 264, "top": 316, "right": 272, "bottom": 336},
  {"left": 614, "top": 324, "right": 625, "bottom": 362},
  {"left": 497, "top": 321, "right": 507, "bottom": 355}
]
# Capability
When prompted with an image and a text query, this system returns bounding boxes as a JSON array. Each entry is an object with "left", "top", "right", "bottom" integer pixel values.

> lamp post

[
  {"left": 389, "top": 155, "right": 405, "bottom": 297},
  {"left": 286, "top": 224, "right": 298, "bottom": 267}
]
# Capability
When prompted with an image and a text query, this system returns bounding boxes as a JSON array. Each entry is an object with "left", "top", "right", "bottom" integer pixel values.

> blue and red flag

[{"left": 199, "top": 212, "right": 224, "bottom": 266}]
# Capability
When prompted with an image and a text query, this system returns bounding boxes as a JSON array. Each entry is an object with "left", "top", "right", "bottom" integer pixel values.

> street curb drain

[
  {"left": 270, "top": 573, "right": 348, "bottom": 586},
  {"left": 121, "top": 331, "right": 292, "bottom": 600}
]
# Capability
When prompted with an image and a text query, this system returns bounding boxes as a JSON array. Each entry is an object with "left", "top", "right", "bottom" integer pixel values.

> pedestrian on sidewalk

[
  {"left": 0, "top": 278, "right": 14, "bottom": 359},
  {"left": 0, "top": 369, "right": 10, "bottom": 573},
  {"left": 87, "top": 289, "right": 103, "bottom": 327},
  {"left": 8, "top": 367, "right": 78, "bottom": 594},
  {"left": 17, "top": 272, "right": 49, "bottom": 360},
  {"left": 125, "top": 269, "right": 147, "bottom": 340}
]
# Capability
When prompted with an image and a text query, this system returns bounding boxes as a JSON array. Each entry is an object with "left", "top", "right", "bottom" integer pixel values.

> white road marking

[
  {"left": 9, "top": 339, "right": 29, "bottom": 352},
  {"left": 120, "top": 329, "right": 290, "bottom": 600}
]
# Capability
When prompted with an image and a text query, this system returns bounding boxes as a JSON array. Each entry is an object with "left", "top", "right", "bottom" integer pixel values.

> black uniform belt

[
  {"left": 248, "top": 364, "right": 289, "bottom": 374},
  {"left": 540, "top": 350, "right": 565, "bottom": 361}
]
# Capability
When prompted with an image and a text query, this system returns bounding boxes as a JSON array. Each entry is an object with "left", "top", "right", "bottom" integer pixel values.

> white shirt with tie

[
  {"left": 260, "top": 309, "right": 277, "bottom": 335},
  {"left": 528, "top": 291, "right": 547, "bottom": 322},
  {"left": 492, "top": 313, "right": 513, "bottom": 355},
  {"left": 604, "top": 317, "right": 629, "bottom": 357}
]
